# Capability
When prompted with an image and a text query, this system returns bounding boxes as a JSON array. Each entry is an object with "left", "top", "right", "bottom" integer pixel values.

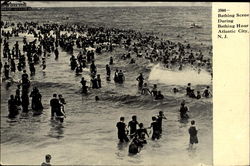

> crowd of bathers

[
  {"left": 116, "top": 111, "right": 166, "bottom": 154},
  {"left": 1, "top": 20, "right": 212, "bottom": 146}
]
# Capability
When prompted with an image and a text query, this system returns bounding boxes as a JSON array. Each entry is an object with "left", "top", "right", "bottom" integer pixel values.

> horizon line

[
  {"left": 25, "top": 1, "right": 211, "bottom": 8},
  {"left": 31, "top": 5, "right": 211, "bottom": 8}
]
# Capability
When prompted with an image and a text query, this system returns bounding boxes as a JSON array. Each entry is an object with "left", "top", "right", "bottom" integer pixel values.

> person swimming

[
  {"left": 129, "top": 58, "right": 135, "bottom": 64},
  {"left": 155, "top": 91, "right": 164, "bottom": 100},
  {"left": 173, "top": 87, "right": 179, "bottom": 93}
]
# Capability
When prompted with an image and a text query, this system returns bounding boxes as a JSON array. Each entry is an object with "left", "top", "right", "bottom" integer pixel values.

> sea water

[{"left": 1, "top": 6, "right": 212, "bottom": 165}]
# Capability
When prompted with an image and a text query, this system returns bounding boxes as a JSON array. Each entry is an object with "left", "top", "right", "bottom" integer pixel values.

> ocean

[{"left": 1, "top": 6, "right": 212, "bottom": 165}]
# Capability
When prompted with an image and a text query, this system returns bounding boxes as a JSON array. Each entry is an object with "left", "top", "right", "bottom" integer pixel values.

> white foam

[{"left": 148, "top": 64, "right": 212, "bottom": 86}]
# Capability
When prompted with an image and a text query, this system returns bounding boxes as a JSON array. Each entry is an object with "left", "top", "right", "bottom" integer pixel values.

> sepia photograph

[{"left": 0, "top": 1, "right": 214, "bottom": 165}]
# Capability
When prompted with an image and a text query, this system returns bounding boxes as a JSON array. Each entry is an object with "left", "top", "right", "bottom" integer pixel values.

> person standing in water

[
  {"left": 21, "top": 92, "right": 30, "bottom": 113},
  {"left": 186, "top": 83, "right": 192, "bottom": 97},
  {"left": 41, "top": 57, "right": 46, "bottom": 70},
  {"left": 151, "top": 84, "right": 158, "bottom": 97},
  {"left": 203, "top": 86, "right": 212, "bottom": 98},
  {"left": 58, "top": 94, "right": 66, "bottom": 105},
  {"left": 80, "top": 77, "right": 88, "bottom": 94},
  {"left": 196, "top": 91, "right": 201, "bottom": 99},
  {"left": 8, "top": 95, "right": 18, "bottom": 118},
  {"left": 179, "top": 101, "right": 189, "bottom": 119},
  {"left": 4, "top": 62, "right": 10, "bottom": 79},
  {"left": 148, "top": 116, "right": 160, "bottom": 140},
  {"left": 90, "top": 61, "right": 97, "bottom": 74},
  {"left": 157, "top": 111, "right": 167, "bottom": 135},
  {"left": 41, "top": 154, "right": 52, "bottom": 166},
  {"left": 106, "top": 64, "right": 111, "bottom": 81},
  {"left": 117, "top": 70, "right": 125, "bottom": 84},
  {"left": 188, "top": 120, "right": 198, "bottom": 149},
  {"left": 136, "top": 123, "right": 149, "bottom": 144},
  {"left": 114, "top": 69, "right": 119, "bottom": 83},
  {"left": 109, "top": 56, "right": 113, "bottom": 65},
  {"left": 128, "top": 115, "right": 139, "bottom": 138},
  {"left": 141, "top": 83, "right": 151, "bottom": 95},
  {"left": 90, "top": 75, "right": 99, "bottom": 89},
  {"left": 50, "top": 94, "right": 60, "bottom": 119},
  {"left": 54, "top": 47, "right": 59, "bottom": 60},
  {"left": 55, "top": 102, "right": 66, "bottom": 123},
  {"left": 116, "top": 117, "right": 129, "bottom": 143},
  {"left": 136, "top": 73, "right": 144, "bottom": 90},
  {"left": 30, "top": 87, "right": 43, "bottom": 111},
  {"left": 96, "top": 74, "right": 101, "bottom": 88}
]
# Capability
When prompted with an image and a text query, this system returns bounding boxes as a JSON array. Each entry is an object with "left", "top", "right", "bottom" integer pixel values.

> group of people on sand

[{"left": 116, "top": 111, "right": 167, "bottom": 154}]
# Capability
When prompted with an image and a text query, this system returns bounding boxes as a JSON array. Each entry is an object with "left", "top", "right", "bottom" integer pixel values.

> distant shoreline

[{"left": 26, "top": 6, "right": 211, "bottom": 8}]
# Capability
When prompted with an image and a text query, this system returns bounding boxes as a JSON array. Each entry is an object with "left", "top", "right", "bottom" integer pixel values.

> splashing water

[{"left": 148, "top": 64, "right": 212, "bottom": 86}]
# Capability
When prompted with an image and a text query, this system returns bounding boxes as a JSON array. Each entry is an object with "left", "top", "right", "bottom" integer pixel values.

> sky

[{"left": 24, "top": 1, "right": 211, "bottom": 7}]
